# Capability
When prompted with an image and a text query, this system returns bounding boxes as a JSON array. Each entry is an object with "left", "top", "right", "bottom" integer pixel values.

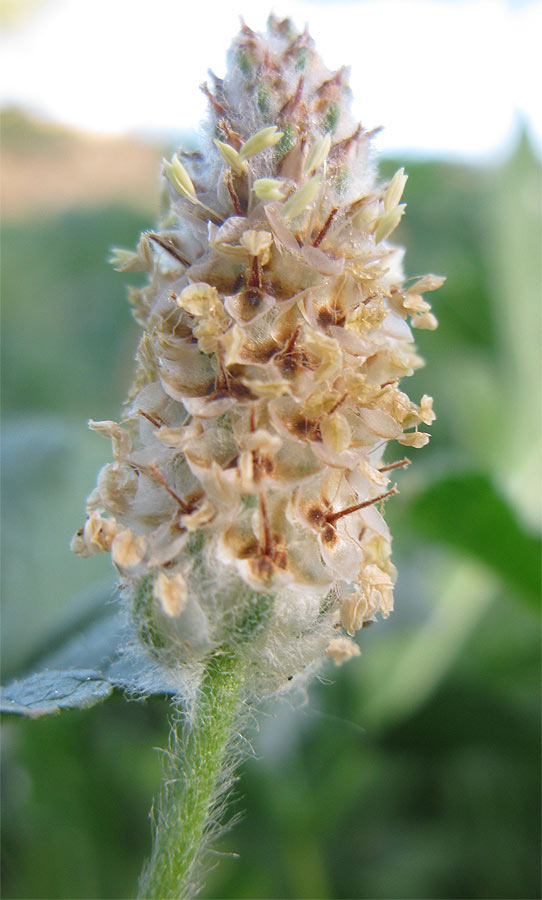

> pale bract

[{"left": 72, "top": 16, "right": 443, "bottom": 699}]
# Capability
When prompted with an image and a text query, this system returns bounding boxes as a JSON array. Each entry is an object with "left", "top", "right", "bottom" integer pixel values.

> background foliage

[{"left": 1, "top": 113, "right": 540, "bottom": 899}]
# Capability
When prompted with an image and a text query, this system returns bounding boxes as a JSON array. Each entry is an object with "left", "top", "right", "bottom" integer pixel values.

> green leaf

[
  {"left": 0, "top": 606, "right": 179, "bottom": 717},
  {"left": 0, "top": 669, "right": 114, "bottom": 716},
  {"left": 408, "top": 472, "right": 541, "bottom": 609}
]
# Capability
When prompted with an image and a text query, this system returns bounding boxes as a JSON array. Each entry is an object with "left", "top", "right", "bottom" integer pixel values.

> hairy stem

[{"left": 138, "top": 651, "right": 246, "bottom": 899}]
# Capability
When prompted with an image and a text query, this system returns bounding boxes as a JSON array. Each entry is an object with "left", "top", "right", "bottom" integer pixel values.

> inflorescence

[{"left": 72, "top": 16, "right": 443, "bottom": 694}]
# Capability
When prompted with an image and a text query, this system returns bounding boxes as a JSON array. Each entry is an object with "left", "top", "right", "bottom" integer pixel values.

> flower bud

[
  {"left": 162, "top": 154, "right": 197, "bottom": 201},
  {"left": 252, "top": 178, "right": 287, "bottom": 200},
  {"left": 280, "top": 174, "right": 322, "bottom": 221},
  {"left": 239, "top": 126, "right": 284, "bottom": 160},
  {"left": 305, "top": 133, "right": 332, "bottom": 175},
  {"left": 213, "top": 139, "right": 247, "bottom": 176}
]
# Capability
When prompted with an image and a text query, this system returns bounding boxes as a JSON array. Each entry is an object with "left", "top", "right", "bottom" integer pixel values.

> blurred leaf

[
  {"left": 1, "top": 207, "right": 146, "bottom": 417},
  {"left": 10, "top": 588, "right": 121, "bottom": 680},
  {"left": 0, "top": 605, "right": 123, "bottom": 717},
  {"left": 361, "top": 561, "right": 496, "bottom": 730},
  {"left": 0, "top": 415, "right": 115, "bottom": 677},
  {"left": 409, "top": 471, "right": 541, "bottom": 608},
  {"left": 0, "top": 669, "right": 114, "bottom": 717},
  {"left": 1, "top": 606, "right": 179, "bottom": 717}
]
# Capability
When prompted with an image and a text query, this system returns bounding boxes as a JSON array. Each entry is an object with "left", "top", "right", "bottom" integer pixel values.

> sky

[{"left": 1, "top": 0, "right": 541, "bottom": 160}]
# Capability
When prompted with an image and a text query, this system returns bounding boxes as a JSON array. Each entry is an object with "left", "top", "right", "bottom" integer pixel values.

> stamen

[
  {"left": 282, "top": 325, "right": 300, "bottom": 356},
  {"left": 326, "top": 486, "right": 398, "bottom": 524},
  {"left": 249, "top": 256, "right": 261, "bottom": 289},
  {"left": 328, "top": 392, "right": 348, "bottom": 415},
  {"left": 378, "top": 457, "right": 410, "bottom": 473},
  {"left": 312, "top": 207, "right": 338, "bottom": 247},
  {"left": 147, "top": 233, "right": 190, "bottom": 267},
  {"left": 216, "top": 353, "right": 231, "bottom": 390},
  {"left": 259, "top": 493, "right": 272, "bottom": 557},
  {"left": 148, "top": 463, "right": 190, "bottom": 513},
  {"left": 225, "top": 170, "right": 244, "bottom": 215},
  {"left": 137, "top": 409, "right": 164, "bottom": 429}
]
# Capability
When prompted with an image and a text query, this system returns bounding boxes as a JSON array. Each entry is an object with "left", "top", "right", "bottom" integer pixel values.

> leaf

[
  {"left": 0, "top": 669, "right": 114, "bottom": 717},
  {"left": 0, "top": 605, "right": 179, "bottom": 717},
  {"left": 408, "top": 471, "right": 541, "bottom": 609}
]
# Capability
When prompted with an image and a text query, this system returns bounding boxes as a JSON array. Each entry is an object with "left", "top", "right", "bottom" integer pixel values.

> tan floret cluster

[{"left": 72, "top": 16, "right": 443, "bottom": 693}]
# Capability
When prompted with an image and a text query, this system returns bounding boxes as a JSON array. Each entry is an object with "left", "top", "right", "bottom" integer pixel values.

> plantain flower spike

[{"left": 72, "top": 16, "right": 443, "bottom": 698}]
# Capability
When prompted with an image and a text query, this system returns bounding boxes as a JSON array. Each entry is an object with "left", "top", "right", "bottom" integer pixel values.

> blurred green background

[{"left": 1, "top": 109, "right": 540, "bottom": 900}]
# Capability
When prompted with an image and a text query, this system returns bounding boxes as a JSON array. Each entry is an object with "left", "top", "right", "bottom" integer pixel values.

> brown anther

[
  {"left": 326, "top": 486, "right": 398, "bottom": 525},
  {"left": 274, "top": 326, "right": 306, "bottom": 376},
  {"left": 292, "top": 416, "right": 322, "bottom": 441},
  {"left": 260, "top": 456, "right": 274, "bottom": 475},
  {"left": 307, "top": 505, "right": 326, "bottom": 526},
  {"left": 137, "top": 409, "right": 164, "bottom": 429},
  {"left": 316, "top": 307, "right": 334, "bottom": 326},
  {"left": 316, "top": 305, "right": 345, "bottom": 328},
  {"left": 380, "top": 379, "right": 398, "bottom": 388},
  {"left": 378, "top": 457, "right": 411, "bottom": 473},
  {"left": 225, "top": 170, "right": 244, "bottom": 215},
  {"left": 147, "top": 233, "right": 190, "bottom": 267},
  {"left": 312, "top": 207, "right": 338, "bottom": 247},
  {"left": 278, "top": 356, "right": 298, "bottom": 375},
  {"left": 321, "top": 523, "right": 337, "bottom": 544}
]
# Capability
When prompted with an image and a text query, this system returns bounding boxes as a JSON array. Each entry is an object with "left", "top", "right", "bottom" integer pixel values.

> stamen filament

[
  {"left": 327, "top": 486, "right": 398, "bottom": 524},
  {"left": 137, "top": 409, "right": 164, "bottom": 429},
  {"left": 378, "top": 457, "right": 411, "bottom": 473},
  {"left": 148, "top": 463, "right": 191, "bottom": 513},
  {"left": 312, "top": 207, "right": 338, "bottom": 247}
]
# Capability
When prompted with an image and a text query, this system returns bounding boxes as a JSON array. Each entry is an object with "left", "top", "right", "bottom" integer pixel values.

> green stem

[{"left": 138, "top": 650, "right": 246, "bottom": 899}]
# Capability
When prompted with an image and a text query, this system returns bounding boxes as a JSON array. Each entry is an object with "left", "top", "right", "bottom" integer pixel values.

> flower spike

[{"left": 73, "top": 18, "right": 443, "bottom": 695}]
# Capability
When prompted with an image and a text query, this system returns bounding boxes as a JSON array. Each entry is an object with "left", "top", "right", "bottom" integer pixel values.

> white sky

[{"left": 1, "top": 0, "right": 541, "bottom": 159}]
